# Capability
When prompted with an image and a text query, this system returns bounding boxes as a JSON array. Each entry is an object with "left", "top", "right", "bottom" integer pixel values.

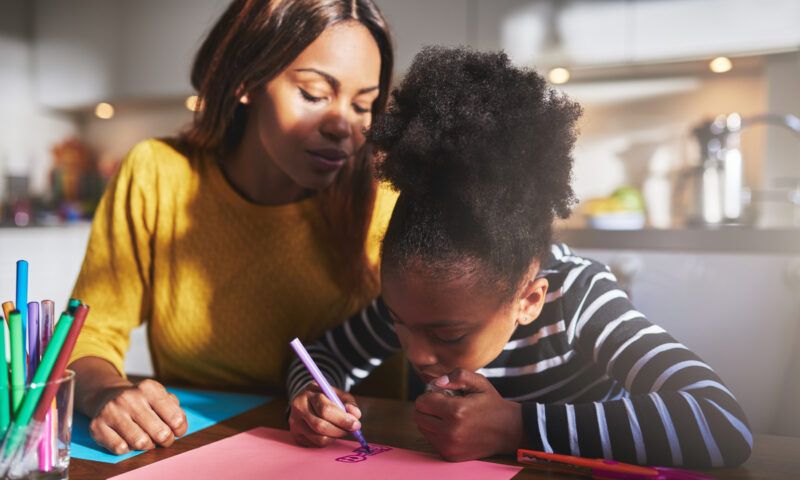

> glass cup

[{"left": 0, "top": 370, "right": 75, "bottom": 480}]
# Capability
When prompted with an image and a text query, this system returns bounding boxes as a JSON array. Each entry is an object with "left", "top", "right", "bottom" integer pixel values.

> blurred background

[{"left": 0, "top": 0, "right": 798, "bottom": 436}]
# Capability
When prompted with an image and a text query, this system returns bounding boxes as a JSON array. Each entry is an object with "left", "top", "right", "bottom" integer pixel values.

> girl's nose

[{"left": 404, "top": 336, "right": 437, "bottom": 368}]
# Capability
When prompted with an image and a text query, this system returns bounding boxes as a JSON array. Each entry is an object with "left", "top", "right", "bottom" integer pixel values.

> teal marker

[{"left": 67, "top": 298, "right": 81, "bottom": 315}]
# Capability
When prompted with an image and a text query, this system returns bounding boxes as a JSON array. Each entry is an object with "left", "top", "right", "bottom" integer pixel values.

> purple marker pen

[
  {"left": 290, "top": 338, "right": 370, "bottom": 452},
  {"left": 27, "top": 302, "right": 40, "bottom": 379}
]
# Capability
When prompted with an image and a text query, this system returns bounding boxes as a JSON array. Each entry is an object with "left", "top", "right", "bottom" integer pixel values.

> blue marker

[
  {"left": 290, "top": 338, "right": 370, "bottom": 452},
  {"left": 16, "top": 260, "right": 28, "bottom": 379}
]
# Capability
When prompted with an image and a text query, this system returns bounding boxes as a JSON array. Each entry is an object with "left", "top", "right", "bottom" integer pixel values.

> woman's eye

[{"left": 299, "top": 88, "right": 324, "bottom": 103}]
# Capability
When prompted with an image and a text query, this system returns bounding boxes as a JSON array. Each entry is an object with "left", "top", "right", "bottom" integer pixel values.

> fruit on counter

[
  {"left": 610, "top": 186, "right": 645, "bottom": 212},
  {"left": 582, "top": 186, "right": 646, "bottom": 230},
  {"left": 583, "top": 186, "right": 645, "bottom": 215}
]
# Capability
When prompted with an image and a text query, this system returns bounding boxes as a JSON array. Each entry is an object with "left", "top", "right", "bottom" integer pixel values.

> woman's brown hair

[{"left": 181, "top": 0, "right": 393, "bottom": 293}]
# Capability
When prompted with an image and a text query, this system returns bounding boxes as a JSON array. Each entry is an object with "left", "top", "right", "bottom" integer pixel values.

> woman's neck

[{"left": 221, "top": 131, "right": 313, "bottom": 206}]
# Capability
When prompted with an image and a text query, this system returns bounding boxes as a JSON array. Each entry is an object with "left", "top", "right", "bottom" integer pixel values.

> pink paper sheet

[{"left": 110, "top": 427, "right": 523, "bottom": 480}]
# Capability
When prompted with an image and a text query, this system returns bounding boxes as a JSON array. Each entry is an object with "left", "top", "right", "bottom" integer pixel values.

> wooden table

[{"left": 70, "top": 396, "right": 800, "bottom": 479}]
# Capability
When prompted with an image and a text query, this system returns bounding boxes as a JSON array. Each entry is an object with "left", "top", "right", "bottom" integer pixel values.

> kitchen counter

[{"left": 556, "top": 227, "right": 800, "bottom": 254}]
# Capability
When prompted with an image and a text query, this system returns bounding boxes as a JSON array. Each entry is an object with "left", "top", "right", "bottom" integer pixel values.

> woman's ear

[
  {"left": 517, "top": 276, "right": 549, "bottom": 326},
  {"left": 236, "top": 83, "right": 250, "bottom": 104}
]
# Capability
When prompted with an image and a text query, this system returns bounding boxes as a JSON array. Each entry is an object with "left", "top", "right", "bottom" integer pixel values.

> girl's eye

[
  {"left": 434, "top": 333, "right": 467, "bottom": 345},
  {"left": 299, "top": 88, "right": 324, "bottom": 103}
]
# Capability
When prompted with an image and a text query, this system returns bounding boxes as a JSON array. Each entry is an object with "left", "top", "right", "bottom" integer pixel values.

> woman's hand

[
  {"left": 289, "top": 381, "right": 362, "bottom": 447},
  {"left": 414, "top": 368, "right": 523, "bottom": 462},
  {"left": 72, "top": 357, "right": 188, "bottom": 454}
]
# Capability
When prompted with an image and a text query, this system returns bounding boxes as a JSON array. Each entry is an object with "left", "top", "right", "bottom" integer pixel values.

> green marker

[
  {"left": 0, "top": 320, "right": 9, "bottom": 432},
  {"left": 2, "top": 312, "right": 74, "bottom": 456},
  {"left": 8, "top": 310, "right": 24, "bottom": 415}
]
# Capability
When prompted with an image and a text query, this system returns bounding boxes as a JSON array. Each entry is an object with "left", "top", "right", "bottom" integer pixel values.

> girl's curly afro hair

[{"left": 370, "top": 46, "right": 582, "bottom": 298}]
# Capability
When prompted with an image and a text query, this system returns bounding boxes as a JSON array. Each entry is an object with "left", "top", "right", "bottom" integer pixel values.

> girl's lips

[{"left": 417, "top": 372, "right": 442, "bottom": 384}]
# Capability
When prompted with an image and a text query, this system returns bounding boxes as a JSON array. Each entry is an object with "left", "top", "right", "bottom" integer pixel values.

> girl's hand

[
  {"left": 88, "top": 379, "right": 188, "bottom": 454},
  {"left": 414, "top": 368, "right": 523, "bottom": 462},
  {"left": 289, "top": 382, "right": 362, "bottom": 447}
]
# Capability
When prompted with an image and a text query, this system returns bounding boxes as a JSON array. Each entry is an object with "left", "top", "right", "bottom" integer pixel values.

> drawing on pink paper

[
  {"left": 336, "top": 444, "right": 393, "bottom": 463},
  {"left": 109, "top": 427, "right": 523, "bottom": 480}
]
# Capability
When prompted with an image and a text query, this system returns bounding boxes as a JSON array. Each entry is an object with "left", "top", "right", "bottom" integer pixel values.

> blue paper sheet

[{"left": 70, "top": 387, "right": 272, "bottom": 463}]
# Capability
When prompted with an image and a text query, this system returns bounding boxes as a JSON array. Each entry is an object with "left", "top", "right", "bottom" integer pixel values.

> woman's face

[
  {"left": 246, "top": 21, "right": 382, "bottom": 190},
  {"left": 381, "top": 265, "right": 548, "bottom": 384}
]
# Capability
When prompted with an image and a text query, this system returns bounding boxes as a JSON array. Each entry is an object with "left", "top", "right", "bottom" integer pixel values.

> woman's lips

[
  {"left": 306, "top": 149, "right": 348, "bottom": 171},
  {"left": 306, "top": 149, "right": 348, "bottom": 172}
]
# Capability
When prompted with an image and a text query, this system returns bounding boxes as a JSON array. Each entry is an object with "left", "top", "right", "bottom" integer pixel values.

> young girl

[{"left": 287, "top": 46, "right": 752, "bottom": 467}]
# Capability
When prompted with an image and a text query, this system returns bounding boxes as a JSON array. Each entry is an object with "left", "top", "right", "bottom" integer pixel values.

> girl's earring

[{"left": 239, "top": 93, "right": 250, "bottom": 105}]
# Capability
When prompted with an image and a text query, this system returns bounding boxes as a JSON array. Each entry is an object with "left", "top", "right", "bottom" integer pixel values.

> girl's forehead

[{"left": 382, "top": 270, "right": 509, "bottom": 324}]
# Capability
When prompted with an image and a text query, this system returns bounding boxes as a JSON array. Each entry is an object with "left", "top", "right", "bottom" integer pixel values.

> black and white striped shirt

[{"left": 286, "top": 243, "right": 752, "bottom": 467}]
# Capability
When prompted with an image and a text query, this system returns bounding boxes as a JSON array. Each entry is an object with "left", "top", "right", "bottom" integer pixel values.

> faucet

[{"left": 688, "top": 113, "right": 800, "bottom": 226}]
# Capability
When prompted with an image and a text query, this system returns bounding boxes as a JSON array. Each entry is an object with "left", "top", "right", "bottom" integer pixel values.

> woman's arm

[
  {"left": 69, "top": 140, "right": 187, "bottom": 454},
  {"left": 520, "top": 261, "right": 752, "bottom": 467}
]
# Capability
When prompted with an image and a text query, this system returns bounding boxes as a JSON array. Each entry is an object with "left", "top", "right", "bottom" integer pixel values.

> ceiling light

[
  {"left": 186, "top": 95, "right": 202, "bottom": 112},
  {"left": 709, "top": 56, "right": 733, "bottom": 73},
  {"left": 95, "top": 102, "right": 115, "bottom": 119},
  {"left": 547, "top": 67, "right": 570, "bottom": 85}
]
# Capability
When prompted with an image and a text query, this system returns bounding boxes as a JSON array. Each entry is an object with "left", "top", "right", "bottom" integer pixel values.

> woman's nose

[{"left": 320, "top": 104, "right": 354, "bottom": 141}]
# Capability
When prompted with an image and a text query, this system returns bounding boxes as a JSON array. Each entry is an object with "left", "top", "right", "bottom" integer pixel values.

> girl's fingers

[
  {"left": 345, "top": 403, "right": 362, "bottom": 419},
  {"left": 309, "top": 393, "right": 361, "bottom": 432},
  {"left": 295, "top": 416, "right": 336, "bottom": 447},
  {"left": 337, "top": 390, "right": 357, "bottom": 405},
  {"left": 413, "top": 408, "right": 444, "bottom": 433},
  {"left": 304, "top": 409, "right": 355, "bottom": 438}
]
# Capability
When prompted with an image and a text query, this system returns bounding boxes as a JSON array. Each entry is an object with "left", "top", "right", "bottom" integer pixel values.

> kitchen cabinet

[
  {"left": 472, "top": 0, "right": 800, "bottom": 69},
  {"left": 576, "top": 246, "right": 800, "bottom": 436},
  {"left": 629, "top": 0, "right": 800, "bottom": 64},
  {"left": 473, "top": 0, "right": 629, "bottom": 67},
  {"left": 33, "top": 0, "right": 228, "bottom": 109},
  {"left": 33, "top": 0, "right": 119, "bottom": 109}
]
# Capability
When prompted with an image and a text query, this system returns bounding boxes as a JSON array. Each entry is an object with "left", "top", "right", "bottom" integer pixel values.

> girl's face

[
  {"left": 382, "top": 265, "right": 549, "bottom": 384},
  {"left": 245, "top": 21, "right": 381, "bottom": 190}
]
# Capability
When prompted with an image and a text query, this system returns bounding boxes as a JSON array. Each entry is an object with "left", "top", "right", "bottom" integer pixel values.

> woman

[{"left": 69, "top": 0, "right": 396, "bottom": 455}]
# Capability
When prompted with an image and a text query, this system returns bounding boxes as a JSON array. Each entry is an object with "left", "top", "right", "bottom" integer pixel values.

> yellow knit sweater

[{"left": 70, "top": 139, "right": 397, "bottom": 390}]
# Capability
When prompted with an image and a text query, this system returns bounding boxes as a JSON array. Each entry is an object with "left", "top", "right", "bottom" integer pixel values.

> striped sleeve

[
  {"left": 286, "top": 297, "right": 401, "bottom": 399},
  {"left": 521, "top": 260, "right": 752, "bottom": 468}
]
